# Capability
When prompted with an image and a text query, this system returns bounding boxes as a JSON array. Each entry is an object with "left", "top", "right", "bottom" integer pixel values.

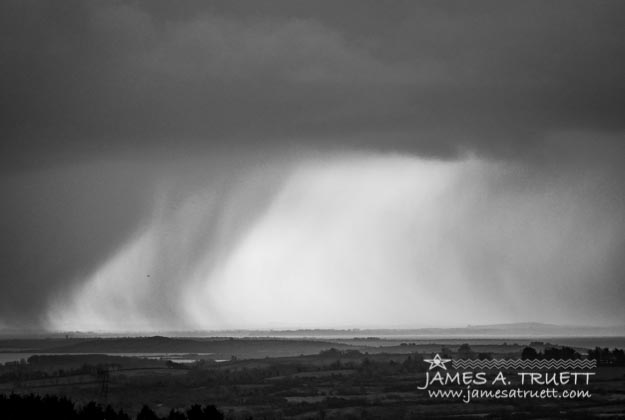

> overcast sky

[{"left": 1, "top": 1, "right": 624, "bottom": 332}]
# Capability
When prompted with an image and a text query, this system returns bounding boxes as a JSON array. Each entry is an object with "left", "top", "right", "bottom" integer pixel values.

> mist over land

[
  {"left": 1, "top": 0, "right": 624, "bottom": 337},
  {"left": 2, "top": 322, "right": 625, "bottom": 341},
  {"left": 2, "top": 2, "right": 625, "bottom": 418}
]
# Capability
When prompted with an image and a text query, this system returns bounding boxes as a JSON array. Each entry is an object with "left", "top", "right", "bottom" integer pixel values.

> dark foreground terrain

[{"left": 1, "top": 336, "right": 624, "bottom": 419}]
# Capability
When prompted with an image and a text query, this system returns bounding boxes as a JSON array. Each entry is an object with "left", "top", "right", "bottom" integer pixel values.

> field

[{"left": 1, "top": 336, "right": 624, "bottom": 419}]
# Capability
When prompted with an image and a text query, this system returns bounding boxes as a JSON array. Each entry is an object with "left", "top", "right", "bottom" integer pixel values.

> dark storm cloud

[
  {"left": 2, "top": 0, "right": 625, "bottom": 168},
  {"left": 0, "top": 157, "right": 291, "bottom": 328},
  {"left": 1, "top": 0, "right": 625, "bottom": 328},
  {"left": 0, "top": 161, "right": 157, "bottom": 326}
]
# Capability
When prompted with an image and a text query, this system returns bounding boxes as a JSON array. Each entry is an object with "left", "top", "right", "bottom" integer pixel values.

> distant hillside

[
  {"left": 2, "top": 322, "right": 624, "bottom": 341},
  {"left": 37, "top": 336, "right": 357, "bottom": 357},
  {"left": 183, "top": 323, "right": 625, "bottom": 338}
]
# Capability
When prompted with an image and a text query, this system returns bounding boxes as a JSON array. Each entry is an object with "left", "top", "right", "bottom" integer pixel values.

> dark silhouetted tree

[
  {"left": 167, "top": 409, "right": 186, "bottom": 420},
  {"left": 186, "top": 404, "right": 224, "bottom": 420},
  {"left": 521, "top": 347, "right": 539, "bottom": 360},
  {"left": 137, "top": 405, "right": 160, "bottom": 420},
  {"left": 544, "top": 346, "right": 580, "bottom": 359}
]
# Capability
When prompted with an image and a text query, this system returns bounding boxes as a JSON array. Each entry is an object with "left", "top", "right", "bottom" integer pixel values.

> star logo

[{"left": 424, "top": 354, "right": 451, "bottom": 370}]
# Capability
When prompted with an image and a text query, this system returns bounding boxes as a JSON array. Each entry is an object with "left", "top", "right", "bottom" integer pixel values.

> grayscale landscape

[{"left": 1, "top": 1, "right": 624, "bottom": 418}]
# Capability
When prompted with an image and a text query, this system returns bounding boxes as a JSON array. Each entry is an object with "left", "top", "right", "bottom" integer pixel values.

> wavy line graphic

[{"left": 451, "top": 359, "right": 596, "bottom": 370}]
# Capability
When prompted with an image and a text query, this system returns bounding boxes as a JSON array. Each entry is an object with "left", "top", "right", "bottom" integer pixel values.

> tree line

[
  {"left": 588, "top": 347, "right": 625, "bottom": 365},
  {"left": 0, "top": 393, "right": 224, "bottom": 420},
  {"left": 521, "top": 346, "right": 581, "bottom": 360}
]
